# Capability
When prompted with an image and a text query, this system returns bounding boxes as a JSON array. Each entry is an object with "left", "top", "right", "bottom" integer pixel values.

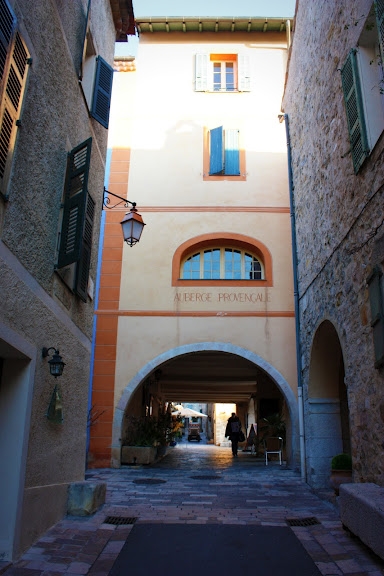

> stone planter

[
  {"left": 121, "top": 446, "right": 157, "bottom": 465},
  {"left": 330, "top": 470, "right": 353, "bottom": 495}
]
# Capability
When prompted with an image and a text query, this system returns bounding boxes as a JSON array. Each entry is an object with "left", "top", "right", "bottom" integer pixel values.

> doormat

[{"left": 108, "top": 524, "right": 321, "bottom": 576}]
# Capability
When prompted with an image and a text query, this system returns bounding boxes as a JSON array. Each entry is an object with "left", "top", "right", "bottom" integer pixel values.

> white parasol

[{"left": 172, "top": 405, "right": 208, "bottom": 418}]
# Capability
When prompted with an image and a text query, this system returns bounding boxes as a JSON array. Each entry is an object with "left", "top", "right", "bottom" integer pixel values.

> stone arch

[
  {"left": 305, "top": 320, "right": 350, "bottom": 489},
  {"left": 111, "top": 341, "right": 299, "bottom": 468}
]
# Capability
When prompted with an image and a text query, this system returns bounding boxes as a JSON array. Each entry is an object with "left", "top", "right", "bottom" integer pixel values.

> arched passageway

[
  {"left": 306, "top": 320, "right": 350, "bottom": 488},
  {"left": 111, "top": 343, "right": 299, "bottom": 469}
]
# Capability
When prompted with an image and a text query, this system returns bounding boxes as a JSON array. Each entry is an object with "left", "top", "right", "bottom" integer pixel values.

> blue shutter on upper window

[
  {"left": 91, "top": 56, "right": 114, "bottom": 128},
  {"left": 224, "top": 129, "right": 240, "bottom": 175},
  {"left": 209, "top": 126, "right": 224, "bottom": 174},
  {"left": 374, "top": 0, "right": 384, "bottom": 69},
  {"left": 340, "top": 49, "right": 369, "bottom": 173}
]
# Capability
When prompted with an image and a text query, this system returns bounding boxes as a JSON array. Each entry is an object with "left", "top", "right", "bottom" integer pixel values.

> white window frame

[
  {"left": 195, "top": 53, "right": 251, "bottom": 92},
  {"left": 181, "top": 248, "right": 264, "bottom": 280}
]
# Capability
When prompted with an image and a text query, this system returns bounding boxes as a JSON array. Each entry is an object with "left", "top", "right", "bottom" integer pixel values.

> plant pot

[
  {"left": 330, "top": 469, "right": 353, "bottom": 495},
  {"left": 121, "top": 446, "right": 157, "bottom": 465}
]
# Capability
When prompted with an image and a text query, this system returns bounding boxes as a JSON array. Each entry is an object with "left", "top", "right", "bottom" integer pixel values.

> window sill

[{"left": 174, "top": 279, "right": 271, "bottom": 288}]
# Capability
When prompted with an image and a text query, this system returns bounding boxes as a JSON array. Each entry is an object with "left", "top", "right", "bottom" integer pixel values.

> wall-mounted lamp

[
  {"left": 103, "top": 187, "right": 146, "bottom": 247},
  {"left": 42, "top": 347, "right": 65, "bottom": 378}
]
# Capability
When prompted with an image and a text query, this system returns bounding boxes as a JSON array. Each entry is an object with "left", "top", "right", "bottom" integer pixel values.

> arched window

[
  {"left": 172, "top": 234, "right": 272, "bottom": 287},
  {"left": 182, "top": 248, "right": 264, "bottom": 280}
]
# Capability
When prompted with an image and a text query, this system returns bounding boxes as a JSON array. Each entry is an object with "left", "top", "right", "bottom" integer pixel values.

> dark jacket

[{"left": 225, "top": 416, "right": 241, "bottom": 438}]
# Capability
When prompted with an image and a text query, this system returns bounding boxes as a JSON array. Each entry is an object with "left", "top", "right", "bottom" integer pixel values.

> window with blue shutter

[
  {"left": 209, "top": 126, "right": 240, "bottom": 175},
  {"left": 341, "top": 49, "right": 369, "bottom": 173},
  {"left": 90, "top": 56, "right": 113, "bottom": 129},
  {"left": 367, "top": 266, "right": 384, "bottom": 368},
  {"left": 57, "top": 138, "right": 92, "bottom": 269}
]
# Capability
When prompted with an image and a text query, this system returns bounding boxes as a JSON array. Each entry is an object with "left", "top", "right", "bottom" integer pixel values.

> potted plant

[
  {"left": 121, "top": 415, "right": 160, "bottom": 465},
  {"left": 330, "top": 453, "right": 353, "bottom": 495}
]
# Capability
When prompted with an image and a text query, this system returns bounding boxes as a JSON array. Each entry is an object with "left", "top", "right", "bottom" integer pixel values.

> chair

[{"left": 264, "top": 436, "right": 283, "bottom": 466}]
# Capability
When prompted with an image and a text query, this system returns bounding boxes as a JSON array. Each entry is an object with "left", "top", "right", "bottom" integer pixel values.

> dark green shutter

[
  {"left": 224, "top": 129, "right": 240, "bottom": 175},
  {"left": 367, "top": 266, "right": 384, "bottom": 368},
  {"left": 91, "top": 56, "right": 113, "bottom": 128},
  {"left": 374, "top": 0, "right": 384, "bottom": 71},
  {"left": 341, "top": 49, "right": 369, "bottom": 173},
  {"left": 75, "top": 193, "right": 95, "bottom": 302},
  {"left": 57, "top": 138, "right": 92, "bottom": 268},
  {"left": 209, "top": 126, "right": 224, "bottom": 175}
]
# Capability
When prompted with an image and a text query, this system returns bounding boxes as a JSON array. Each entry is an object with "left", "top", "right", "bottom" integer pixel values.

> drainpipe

[{"left": 281, "top": 113, "right": 306, "bottom": 480}]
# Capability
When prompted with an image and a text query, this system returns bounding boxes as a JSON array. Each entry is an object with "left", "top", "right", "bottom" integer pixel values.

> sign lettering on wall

[{"left": 174, "top": 292, "right": 271, "bottom": 303}]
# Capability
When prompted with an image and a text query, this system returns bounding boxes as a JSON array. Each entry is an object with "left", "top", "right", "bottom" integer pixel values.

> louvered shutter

[
  {"left": 75, "top": 193, "right": 95, "bottom": 302},
  {"left": 91, "top": 56, "right": 113, "bottom": 128},
  {"left": 341, "top": 49, "right": 369, "bottom": 173},
  {"left": 0, "top": 1, "right": 29, "bottom": 195},
  {"left": 57, "top": 138, "right": 92, "bottom": 268},
  {"left": 79, "top": 0, "right": 91, "bottom": 78},
  {"left": 374, "top": 0, "right": 384, "bottom": 72},
  {"left": 195, "top": 53, "right": 208, "bottom": 91},
  {"left": 224, "top": 129, "right": 240, "bottom": 175},
  {"left": 238, "top": 54, "right": 251, "bottom": 91},
  {"left": 209, "top": 126, "right": 224, "bottom": 175},
  {"left": 367, "top": 266, "right": 384, "bottom": 368}
]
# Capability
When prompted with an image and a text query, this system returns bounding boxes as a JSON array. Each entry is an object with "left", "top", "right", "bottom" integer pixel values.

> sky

[
  {"left": 119, "top": 0, "right": 296, "bottom": 56},
  {"left": 134, "top": 0, "right": 296, "bottom": 18}
]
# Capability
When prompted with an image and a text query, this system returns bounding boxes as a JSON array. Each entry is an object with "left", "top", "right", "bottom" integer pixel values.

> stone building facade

[
  {"left": 283, "top": 0, "right": 384, "bottom": 488},
  {"left": 89, "top": 16, "right": 299, "bottom": 470},
  {"left": 0, "top": 0, "right": 134, "bottom": 561}
]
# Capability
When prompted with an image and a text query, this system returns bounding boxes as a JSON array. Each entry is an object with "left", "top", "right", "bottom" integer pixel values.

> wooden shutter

[
  {"left": 209, "top": 126, "right": 224, "bottom": 175},
  {"left": 238, "top": 54, "right": 251, "bottom": 91},
  {"left": 79, "top": 0, "right": 91, "bottom": 79},
  {"left": 91, "top": 56, "right": 113, "bottom": 128},
  {"left": 224, "top": 129, "right": 240, "bottom": 175},
  {"left": 57, "top": 138, "right": 92, "bottom": 268},
  {"left": 75, "top": 193, "right": 95, "bottom": 302},
  {"left": 195, "top": 53, "right": 208, "bottom": 91},
  {"left": 0, "top": 1, "right": 30, "bottom": 196},
  {"left": 367, "top": 266, "right": 384, "bottom": 368},
  {"left": 340, "top": 49, "right": 369, "bottom": 173}
]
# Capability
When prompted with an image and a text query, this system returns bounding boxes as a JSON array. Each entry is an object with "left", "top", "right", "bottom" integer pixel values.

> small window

[
  {"left": 195, "top": 53, "right": 250, "bottom": 92},
  {"left": 182, "top": 248, "right": 264, "bottom": 280},
  {"left": 341, "top": 2, "right": 384, "bottom": 172}
]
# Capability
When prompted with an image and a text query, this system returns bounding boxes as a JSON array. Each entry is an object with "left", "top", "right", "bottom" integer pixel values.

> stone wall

[{"left": 283, "top": 0, "right": 384, "bottom": 486}]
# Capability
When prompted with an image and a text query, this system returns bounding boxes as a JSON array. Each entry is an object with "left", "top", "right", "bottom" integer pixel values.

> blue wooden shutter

[
  {"left": 209, "top": 126, "right": 224, "bottom": 175},
  {"left": 57, "top": 138, "right": 92, "bottom": 268},
  {"left": 340, "top": 49, "right": 369, "bottom": 173},
  {"left": 367, "top": 266, "right": 384, "bottom": 368},
  {"left": 91, "top": 56, "right": 113, "bottom": 128},
  {"left": 195, "top": 53, "right": 208, "bottom": 91},
  {"left": 75, "top": 193, "right": 95, "bottom": 301},
  {"left": 224, "top": 129, "right": 240, "bottom": 175},
  {"left": 238, "top": 54, "right": 251, "bottom": 91},
  {"left": 374, "top": 0, "right": 384, "bottom": 71}
]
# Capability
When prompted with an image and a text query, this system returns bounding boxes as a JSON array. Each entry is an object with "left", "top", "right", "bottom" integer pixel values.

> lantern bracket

[{"left": 102, "top": 187, "right": 136, "bottom": 210}]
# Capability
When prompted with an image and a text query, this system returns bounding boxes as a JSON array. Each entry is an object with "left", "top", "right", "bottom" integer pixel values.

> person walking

[{"left": 225, "top": 412, "right": 242, "bottom": 456}]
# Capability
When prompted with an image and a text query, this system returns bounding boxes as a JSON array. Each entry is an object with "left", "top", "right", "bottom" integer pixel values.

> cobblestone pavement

[{"left": 2, "top": 442, "right": 384, "bottom": 576}]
